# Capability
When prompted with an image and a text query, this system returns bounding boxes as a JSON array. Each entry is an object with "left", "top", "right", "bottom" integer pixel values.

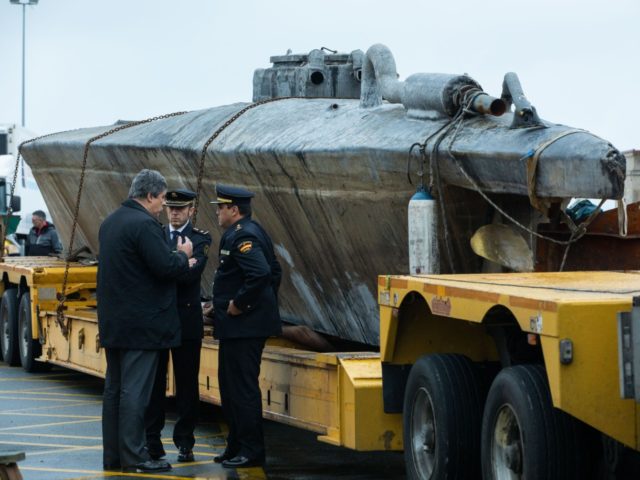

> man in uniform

[
  {"left": 98, "top": 169, "right": 193, "bottom": 473},
  {"left": 205, "top": 184, "right": 282, "bottom": 468},
  {"left": 145, "top": 189, "right": 212, "bottom": 463}
]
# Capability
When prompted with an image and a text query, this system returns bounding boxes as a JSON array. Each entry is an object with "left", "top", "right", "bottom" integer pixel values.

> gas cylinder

[{"left": 408, "top": 186, "right": 439, "bottom": 275}]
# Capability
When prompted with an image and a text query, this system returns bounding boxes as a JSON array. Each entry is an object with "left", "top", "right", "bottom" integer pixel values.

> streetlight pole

[{"left": 10, "top": 0, "right": 39, "bottom": 128}]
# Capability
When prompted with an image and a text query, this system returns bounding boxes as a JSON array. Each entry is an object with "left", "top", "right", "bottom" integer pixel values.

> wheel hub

[
  {"left": 411, "top": 387, "right": 436, "bottom": 477},
  {"left": 492, "top": 404, "right": 524, "bottom": 479}
]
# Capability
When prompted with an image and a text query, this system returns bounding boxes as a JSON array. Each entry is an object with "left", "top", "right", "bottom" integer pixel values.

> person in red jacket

[{"left": 25, "top": 210, "right": 63, "bottom": 256}]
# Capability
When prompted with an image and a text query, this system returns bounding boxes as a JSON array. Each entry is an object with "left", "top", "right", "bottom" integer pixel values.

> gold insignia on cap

[
  {"left": 238, "top": 241, "right": 253, "bottom": 253},
  {"left": 171, "top": 192, "right": 177, "bottom": 198}
]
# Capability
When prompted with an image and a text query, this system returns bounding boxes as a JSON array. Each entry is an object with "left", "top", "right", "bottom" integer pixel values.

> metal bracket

[
  {"left": 501, "top": 72, "right": 544, "bottom": 129},
  {"left": 617, "top": 296, "right": 640, "bottom": 401}
]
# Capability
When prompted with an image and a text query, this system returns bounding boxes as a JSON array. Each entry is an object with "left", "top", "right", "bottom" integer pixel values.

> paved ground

[{"left": 0, "top": 363, "right": 405, "bottom": 480}]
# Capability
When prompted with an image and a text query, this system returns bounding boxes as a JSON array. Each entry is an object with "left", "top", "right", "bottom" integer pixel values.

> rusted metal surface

[
  {"left": 20, "top": 45, "right": 626, "bottom": 345},
  {"left": 536, "top": 202, "right": 640, "bottom": 272}
]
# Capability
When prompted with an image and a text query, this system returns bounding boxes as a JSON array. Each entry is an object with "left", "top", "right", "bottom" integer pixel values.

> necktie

[{"left": 171, "top": 230, "right": 179, "bottom": 246}]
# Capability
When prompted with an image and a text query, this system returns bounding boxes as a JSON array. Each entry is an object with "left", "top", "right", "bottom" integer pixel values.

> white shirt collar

[{"left": 169, "top": 222, "right": 189, "bottom": 234}]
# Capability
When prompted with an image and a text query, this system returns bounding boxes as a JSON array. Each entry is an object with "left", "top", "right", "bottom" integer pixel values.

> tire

[
  {"left": 481, "top": 364, "right": 587, "bottom": 480},
  {"left": 0, "top": 288, "right": 20, "bottom": 366},
  {"left": 403, "top": 354, "right": 484, "bottom": 480},
  {"left": 18, "top": 292, "right": 48, "bottom": 372}
]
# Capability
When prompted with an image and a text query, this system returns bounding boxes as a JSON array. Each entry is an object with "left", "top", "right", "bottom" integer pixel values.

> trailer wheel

[
  {"left": 403, "top": 354, "right": 484, "bottom": 479},
  {"left": 481, "top": 364, "right": 586, "bottom": 479},
  {"left": 0, "top": 288, "right": 20, "bottom": 366},
  {"left": 18, "top": 292, "right": 47, "bottom": 372}
]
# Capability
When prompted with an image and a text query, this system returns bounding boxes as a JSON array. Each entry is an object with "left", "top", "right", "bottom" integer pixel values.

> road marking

[
  {"left": 0, "top": 395, "right": 97, "bottom": 403},
  {"left": 0, "top": 389, "right": 101, "bottom": 398},
  {"left": 0, "top": 418, "right": 100, "bottom": 431},
  {"left": 20, "top": 465, "right": 242, "bottom": 479},
  {"left": 1, "top": 399, "right": 102, "bottom": 413},
  {"left": 24, "top": 445, "right": 103, "bottom": 457},
  {"left": 0, "top": 431, "right": 101, "bottom": 440},
  {"left": 0, "top": 372, "right": 80, "bottom": 381},
  {"left": 0, "top": 383, "right": 88, "bottom": 392},
  {"left": 0, "top": 411, "right": 100, "bottom": 419},
  {"left": 0, "top": 439, "right": 100, "bottom": 448}
]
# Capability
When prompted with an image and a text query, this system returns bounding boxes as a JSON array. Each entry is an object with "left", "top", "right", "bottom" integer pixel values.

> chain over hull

[{"left": 21, "top": 96, "right": 625, "bottom": 345}]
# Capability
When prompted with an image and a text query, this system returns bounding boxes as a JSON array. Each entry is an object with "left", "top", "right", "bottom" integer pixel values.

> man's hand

[
  {"left": 202, "top": 301, "right": 213, "bottom": 318},
  {"left": 227, "top": 299, "right": 243, "bottom": 316},
  {"left": 188, "top": 258, "right": 197, "bottom": 268},
  {"left": 176, "top": 236, "right": 193, "bottom": 258}
]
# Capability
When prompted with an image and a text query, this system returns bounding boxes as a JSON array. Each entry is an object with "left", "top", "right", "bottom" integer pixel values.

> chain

[
  {"left": 192, "top": 97, "right": 299, "bottom": 225},
  {"left": 55, "top": 111, "right": 187, "bottom": 336},
  {"left": 1, "top": 131, "right": 62, "bottom": 260}
]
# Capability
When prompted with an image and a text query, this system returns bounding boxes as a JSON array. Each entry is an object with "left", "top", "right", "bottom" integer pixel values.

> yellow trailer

[
  {"left": 0, "top": 256, "right": 96, "bottom": 372},
  {"left": 379, "top": 271, "right": 640, "bottom": 479},
  {"left": 0, "top": 256, "right": 402, "bottom": 452},
  {"left": 3, "top": 255, "right": 640, "bottom": 477}
]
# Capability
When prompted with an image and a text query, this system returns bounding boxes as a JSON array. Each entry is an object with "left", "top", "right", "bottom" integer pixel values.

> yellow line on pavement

[
  {"left": 0, "top": 431, "right": 101, "bottom": 440},
  {"left": 237, "top": 467, "right": 268, "bottom": 479},
  {"left": 2, "top": 383, "right": 87, "bottom": 393},
  {"left": 0, "top": 411, "right": 100, "bottom": 419},
  {"left": 0, "top": 372, "right": 80, "bottom": 381},
  {"left": 0, "top": 389, "right": 101, "bottom": 398},
  {"left": 0, "top": 395, "right": 95, "bottom": 403},
  {"left": 0, "top": 439, "right": 99, "bottom": 448},
  {"left": 21, "top": 465, "right": 234, "bottom": 479},
  {"left": 26, "top": 444, "right": 103, "bottom": 456},
  {"left": 0, "top": 417, "right": 100, "bottom": 431},
  {"left": 2, "top": 399, "right": 102, "bottom": 413}
]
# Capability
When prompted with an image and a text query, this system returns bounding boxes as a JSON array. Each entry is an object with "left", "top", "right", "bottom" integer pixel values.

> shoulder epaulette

[{"left": 193, "top": 227, "right": 210, "bottom": 236}]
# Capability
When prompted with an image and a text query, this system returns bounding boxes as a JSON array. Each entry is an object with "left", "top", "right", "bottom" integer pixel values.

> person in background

[
  {"left": 145, "top": 189, "right": 211, "bottom": 463},
  {"left": 98, "top": 170, "right": 193, "bottom": 474},
  {"left": 204, "top": 184, "right": 282, "bottom": 469},
  {"left": 25, "top": 210, "right": 62, "bottom": 256}
]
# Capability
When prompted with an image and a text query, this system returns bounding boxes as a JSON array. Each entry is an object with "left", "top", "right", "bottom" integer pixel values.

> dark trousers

[
  {"left": 103, "top": 348, "right": 159, "bottom": 468},
  {"left": 218, "top": 337, "right": 267, "bottom": 461},
  {"left": 145, "top": 339, "right": 202, "bottom": 451}
]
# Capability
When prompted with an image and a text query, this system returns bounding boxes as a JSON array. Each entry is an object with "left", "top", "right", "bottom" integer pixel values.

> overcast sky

[{"left": 0, "top": 0, "right": 637, "bottom": 151}]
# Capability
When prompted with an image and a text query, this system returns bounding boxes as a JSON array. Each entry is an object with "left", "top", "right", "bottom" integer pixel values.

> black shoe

[
  {"left": 177, "top": 447, "right": 194, "bottom": 462},
  {"left": 122, "top": 459, "right": 172, "bottom": 473},
  {"left": 222, "top": 455, "right": 264, "bottom": 468},
  {"left": 144, "top": 444, "right": 166, "bottom": 460},
  {"left": 213, "top": 450, "right": 235, "bottom": 463}
]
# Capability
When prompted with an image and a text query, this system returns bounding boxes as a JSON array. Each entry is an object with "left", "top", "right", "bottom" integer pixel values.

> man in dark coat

[
  {"left": 97, "top": 169, "right": 194, "bottom": 474},
  {"left": 25, "top": 210, "right": 63, "bottom": 256},
  {"left": 145, "top": 189, "right": 211, "bottom": 463},
  {"left": 205, "top": 184, "right": 282, "bottom": 468}
]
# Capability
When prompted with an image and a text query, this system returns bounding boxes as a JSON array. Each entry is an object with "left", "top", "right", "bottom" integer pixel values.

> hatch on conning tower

[{"left": 253, "top": 48, "right": 364, "bottom": 101}]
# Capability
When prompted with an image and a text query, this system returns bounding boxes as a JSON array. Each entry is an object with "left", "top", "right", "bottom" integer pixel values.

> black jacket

[
  {"left": 97, "top": 199, "right": 189, "bottom": 349},
  {"left": 212, "top": 216, "right": 282, "bottom": 339},
  {"left": 26, "top": 222, "right": 63, "bottom": 256},
  {"left": 166, "top": 222, "right": 211, "bottom": 340}
]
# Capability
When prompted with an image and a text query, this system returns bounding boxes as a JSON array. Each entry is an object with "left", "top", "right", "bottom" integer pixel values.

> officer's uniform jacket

[
  {"left": 212, "top": 216, "right": 282, "bottom": 339},
  {"left": 166, "top": 222, "right": 212, "bottom": 340}
]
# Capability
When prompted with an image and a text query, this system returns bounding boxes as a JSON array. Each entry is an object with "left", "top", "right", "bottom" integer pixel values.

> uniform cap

[
  {"left": 164, "top": 189, "right": 196, "bottom": 207},
  {"left": 210, "top": 184, "right": 254, "bottom": 206}
]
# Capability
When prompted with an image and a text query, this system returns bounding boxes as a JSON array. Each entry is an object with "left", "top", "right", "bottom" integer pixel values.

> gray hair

[{"left": 128, "top": 169, "right": 167, "bottom": 199}]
